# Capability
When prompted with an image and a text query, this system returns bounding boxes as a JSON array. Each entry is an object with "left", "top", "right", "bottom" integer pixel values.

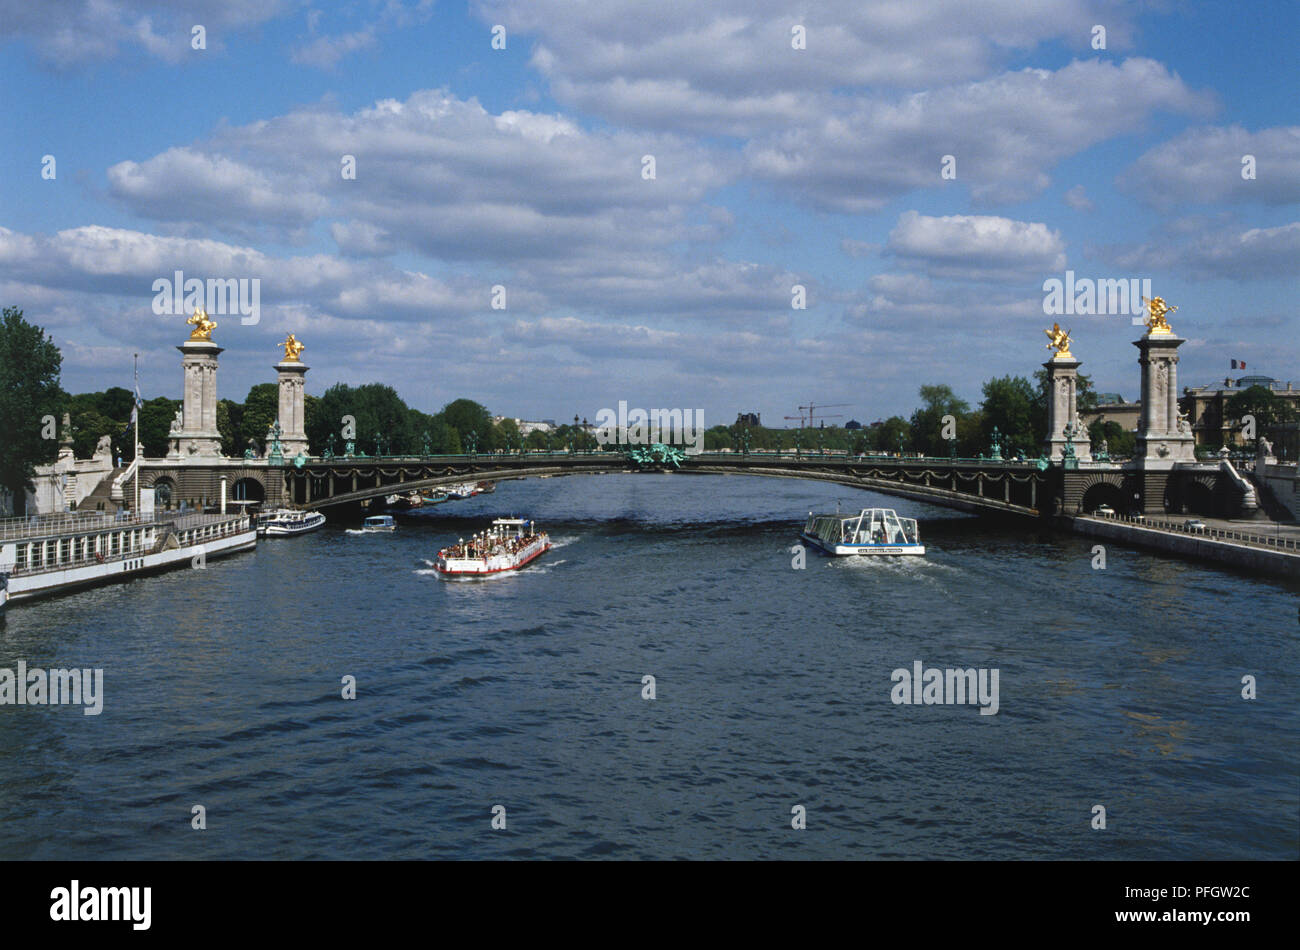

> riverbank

[{"left": 1067, "top": 513, "right": 1300, "bottom": 580}]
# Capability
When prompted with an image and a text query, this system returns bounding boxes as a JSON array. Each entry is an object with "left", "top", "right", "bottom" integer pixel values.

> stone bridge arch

[{"left": 1165, "top": 470, "right": 1220, "bottom": 516}]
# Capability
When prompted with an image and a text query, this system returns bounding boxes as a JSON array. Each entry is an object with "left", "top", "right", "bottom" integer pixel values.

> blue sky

[{"left": 1, "top": 0, "right": 1296, "bottom": 427}]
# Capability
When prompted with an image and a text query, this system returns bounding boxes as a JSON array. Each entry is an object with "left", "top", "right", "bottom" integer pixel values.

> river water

[{"left": 1, "top": 474, "right": 1296, "bottom": 859}]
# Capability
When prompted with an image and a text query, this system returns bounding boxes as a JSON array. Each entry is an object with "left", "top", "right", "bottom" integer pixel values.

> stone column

[
  {"left": 176, "top": 339, "right": 224, "bottom": 457},
  {"left": 1043, "top": 354, "right": 1092, "bottom": 461},
  {"left": 274, "top": 359, "right": 309, "bottom": 458},
  {"left": 1134, "top": 330, "right": 1195, "bottom": 465}
]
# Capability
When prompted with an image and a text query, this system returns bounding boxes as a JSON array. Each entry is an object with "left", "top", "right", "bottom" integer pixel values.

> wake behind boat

[
  {"left": 801, "top": 508, "right": 925, "bottom": 556},
  {"left": 435, "top": 517, "right": 550, "bottom": 577}
]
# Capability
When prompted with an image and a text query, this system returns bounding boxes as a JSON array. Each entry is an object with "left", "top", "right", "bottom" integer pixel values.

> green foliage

[
  {"left": 495, "top": 417, "right": 522, "bottom": 451},
  {"left": 138, "top": 397, "right": 180, "bottom": 458},
  {"left": 909, "top": 384, "right": 971, "bottom": 456},
  {"left": 441, "top": 398, "right": 493, "bottom": 449},
  {"left": 1088, "top": 419, "right": 1135, "bottom": 458},
  {"left": 0, "top": 307, "right": 63, "bottom": 510},
  {"left": 240, "top": 383, "right": 279, "bottom": 453},
  {"left": 980, "top": 375, "right": 1040, "bottom": 456},
  {"left": 217, "top": 398, "right": 243, "bottom": 457}
]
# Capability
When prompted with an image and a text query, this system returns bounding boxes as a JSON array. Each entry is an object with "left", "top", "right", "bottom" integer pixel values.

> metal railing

[
  {"left": 1086, "top": 512, "right": 1299, "bottom": 551},
  {"left": 0, "top": 511, "right": 152, "bottom": 542},
  {"left": 6, "top": 512, "right": 250, "bottom": 576},
  {"left": 159, "top": 512, "right": 250, "bottom": 533}
]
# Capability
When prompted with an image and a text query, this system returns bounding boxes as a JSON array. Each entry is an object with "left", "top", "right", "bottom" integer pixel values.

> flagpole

[{"left": 133, "top": 353, "right": 141, "bottom": 513}]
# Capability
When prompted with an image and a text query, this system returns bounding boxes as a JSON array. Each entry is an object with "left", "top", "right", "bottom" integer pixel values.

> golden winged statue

[
  {"left": 281, "top": 333, "right": 305, "bottom": 362},
  {"left": 1044, "top": 322, "right": 1073, "bottom": 358},
  {"left": 186, "top": 307, "right": 217, "bottom": 340},
  {"left": 1142, "top": 296, "right": 1176, "bottom": 334}
]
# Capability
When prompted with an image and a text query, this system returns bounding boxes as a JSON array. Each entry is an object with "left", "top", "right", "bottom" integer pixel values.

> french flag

[{"left": 1231, "top": 359, "right": 1246, "bottom": 370}]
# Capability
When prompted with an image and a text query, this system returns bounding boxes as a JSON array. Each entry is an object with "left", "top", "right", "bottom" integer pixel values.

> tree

[
  {"left": 909, "top": 384, "right": 971, "bottom": 456},
  {"left": 0, "top": 308, "right": 63, "bottom": 514},
  {"left": 872, "top": 416, "right": 911, "bottom": 454},
  {"left": 494, "top": 417, "right": 522, "bottom": 452},
  {"left": 240, "top": 383, "right": 280, "bottom": 453},
  {"left": 981, "top": 375, "right": 1039, "bottom": 456},
  {"left": 217, "top": 398, "right": 244, "bottom": 457},
  {"left": 440, "top": 398, "right": 493, "bottom": 449},
  {"left": 1088, "top": 419, "right": 1135, "bottom": 458},
  {"left": 138, "top": 397, "right": 180, "bottom": 458}
]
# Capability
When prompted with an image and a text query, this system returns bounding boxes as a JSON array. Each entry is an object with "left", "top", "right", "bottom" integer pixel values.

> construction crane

[{"left": 790, "top": 401, "right": 850, "bottom": 428}]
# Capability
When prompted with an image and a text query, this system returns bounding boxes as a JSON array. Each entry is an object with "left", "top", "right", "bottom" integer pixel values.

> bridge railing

[
  {"left": 1089, "top": 512, "right": 1298, "bottom": 551},
  {"left": 296, "top": 449, "right": 1057, "bottom": 465}
]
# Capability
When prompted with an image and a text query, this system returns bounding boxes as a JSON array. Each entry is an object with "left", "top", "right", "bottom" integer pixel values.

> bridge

[
  {"left": 101, "top": 300, "right": 1272, "bottom": 526},
  {"left": 130, "top": 445, "right": 1257, "bottom": 523}
]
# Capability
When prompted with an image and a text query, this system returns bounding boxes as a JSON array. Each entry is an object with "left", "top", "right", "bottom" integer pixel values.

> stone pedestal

[
  {"left": 1043, "top": 355, "right": 1092, "bottom": 461},
  {"left": 1134, "top": 331, "right": 1195, "bottom": 466},
  {"left": 272, "top": 360, "right": 309, "bottom": 458},
  {"left": 173, "top": 339, "right": 224, "bottom": 458}
]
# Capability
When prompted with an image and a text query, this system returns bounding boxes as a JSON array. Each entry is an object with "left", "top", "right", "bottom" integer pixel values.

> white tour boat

[
  {"left": 360, "top": 514, "right": 397, "bottom": 532},
  {"left": 435, "top": 518, "right": 550, "bottom": 577},
  {"left": 257, "top": 508, "right": 326, "bottom": 537},
  {"left": 0, "top": 510, "right": 257, "bottom": 607},
  {"left": 800, "top": 508, "right": 925, "bottom": 557}
]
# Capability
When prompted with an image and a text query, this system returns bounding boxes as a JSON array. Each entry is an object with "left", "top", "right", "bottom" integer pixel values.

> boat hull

[
  {"left": 259, "top": 512, "right": 326, "bottom": 537},
  {"left": 435, "top": 538, "right": 550, "bottom": 576},
  {"left": 4, "top": 528, "right": 257, "bottom": 605},
  {"left": 800, "top": 531, "right": 925, "bottom": 557}
]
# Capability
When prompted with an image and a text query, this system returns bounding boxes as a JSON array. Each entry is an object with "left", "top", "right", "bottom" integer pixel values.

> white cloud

[
  {"left": 476, "top": 0, "right": 1139, "bottom": 136},
  {"left": 107, "top": 148, "right": 327, "bottom": 240},
  {"left": 1064, "top": 185, "right": 1094, "bottom": 212},
  {"left": 0, "top": 0, "right": 294, "bottom": 66},
  {"left": 290, "top": 29, "right": 378, "bottom": 69},
  {"left": 1120, "top": 125, "right": 1300, "bottom": 208},
  {"left": 744, "top": 59, "right": 1214, "bottom": 211},
  {"left": 885, "top": 211, "right": 1067, "bottom": 281},
  {"left": 1102, "top": 220, "right": 1300, "bottom": 281}
]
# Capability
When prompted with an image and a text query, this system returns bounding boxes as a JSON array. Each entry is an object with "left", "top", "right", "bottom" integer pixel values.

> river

[{"left": 1, "top": 473, "right": 1295, "bottom": 859}]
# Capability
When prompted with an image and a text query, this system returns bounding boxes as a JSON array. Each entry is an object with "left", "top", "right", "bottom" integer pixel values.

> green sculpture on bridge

[{"left": 626, "top": 443, "right": 686, "bottom": 469}]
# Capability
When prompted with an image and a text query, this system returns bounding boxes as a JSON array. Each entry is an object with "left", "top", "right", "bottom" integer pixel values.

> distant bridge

[{"left": 134, "top": 449, "right": 1259, "bottom": 521}]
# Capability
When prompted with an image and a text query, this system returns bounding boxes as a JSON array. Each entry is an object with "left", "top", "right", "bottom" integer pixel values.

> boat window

[{"left": 17, "top": 544, "right": 28, "bottom": 570}]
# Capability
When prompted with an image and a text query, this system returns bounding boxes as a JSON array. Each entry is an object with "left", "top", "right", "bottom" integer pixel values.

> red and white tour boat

[{"left": 434, "top": 517, "right": 550, "bottom": 577}]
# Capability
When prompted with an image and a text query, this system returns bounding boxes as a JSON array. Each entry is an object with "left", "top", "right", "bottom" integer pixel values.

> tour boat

[
  {"left": 0, "top": 510, "right": 256, "bottom": 607},
  {"left": 444, "top": 481, "right": 494, "bottom": 500},
  {"left": 800, "top": 508, "right": 925, "bottom": 556},
  {"left": 257, "top": 508, "right": 326, "bottom": 537},
  {"left": 360, "top": 515, "right": 396, "bottom": 533},
  {"left": 434, "top": 517, "right": 550, "bottom": 577}
]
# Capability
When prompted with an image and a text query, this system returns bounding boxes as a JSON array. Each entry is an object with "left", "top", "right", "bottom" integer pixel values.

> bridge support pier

[{"left": 1043, "top": 352, "right": 1092, "bottom": 461}]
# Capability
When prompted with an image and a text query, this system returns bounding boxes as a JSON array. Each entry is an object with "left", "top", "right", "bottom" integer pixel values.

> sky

[{"left": 1, "top": 0, "right": 1296, "bottom": 428}]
